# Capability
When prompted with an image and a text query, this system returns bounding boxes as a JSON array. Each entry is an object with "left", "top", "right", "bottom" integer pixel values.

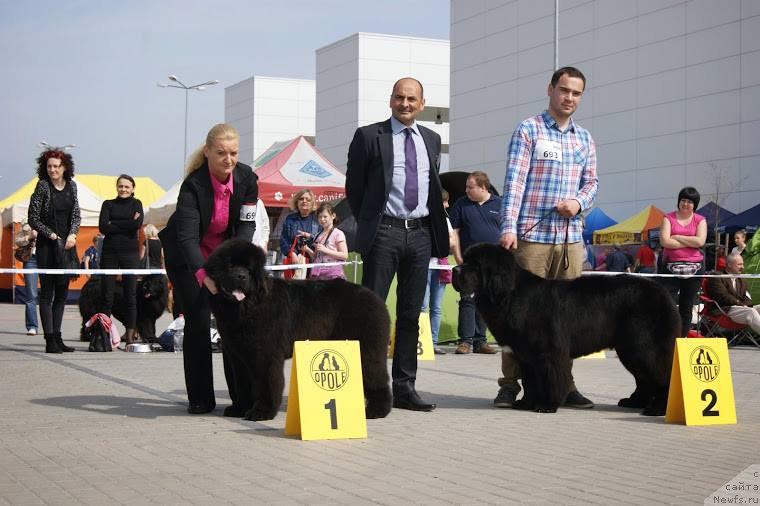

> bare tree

[{"left": 703, "top": 162, "right": 747, "bottom": 269}]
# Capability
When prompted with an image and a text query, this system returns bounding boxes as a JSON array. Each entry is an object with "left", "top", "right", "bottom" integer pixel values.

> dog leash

[{"left": 519, "top": 207, "right": 571, "bottom": 271}]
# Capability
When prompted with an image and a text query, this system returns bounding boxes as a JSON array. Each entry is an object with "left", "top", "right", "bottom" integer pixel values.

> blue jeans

[
  {"left": 422, "top": 269, "right": 446, "bottom": 345},
  {"left": 23, "top": 255, "right": 39, "bottom": 331},
  {"left": 458, "top": 294, "right": 487, "bottom": 347}
]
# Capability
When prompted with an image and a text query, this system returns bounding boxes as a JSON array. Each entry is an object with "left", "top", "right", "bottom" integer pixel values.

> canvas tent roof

[
  {"left": 254, "top": 136, "right": 345, "bottom": 207},
  {"left": 0, "top": 174, "right": 165, "bottom": 210},
  {"left": 1, "top": 177, "right": 105, "bottom": 227},
  {"left": 143, "top": 180, "right": 182, "bottom": 227},
  {"left": 697, "top": 201, "right": 736, "bottom": 232},
  {"left": 717, "top": 202, "right": 760, "bottom": 233},
  {"left": 582, "top": 208, "right": 617, "bottom": 244},
  {"left": 592, "top": 205, "right": 665, "bottom": 245}
]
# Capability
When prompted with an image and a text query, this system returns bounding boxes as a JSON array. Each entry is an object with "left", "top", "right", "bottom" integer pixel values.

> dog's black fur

[
  {"left": 204, "top": 239, "right": 392, "bottom": 421},
  {"left": 78, "top": 275, "right": 168, "bottom": 342},
  {"left": 452, "top": 243, "right": 679, "bottom": 416}
]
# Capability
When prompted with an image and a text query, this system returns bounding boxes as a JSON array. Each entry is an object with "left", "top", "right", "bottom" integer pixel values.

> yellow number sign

[
  {"left": 665, "top": 338, "right": 737, "bottom": 426},
  {"left": 388, "top": 313, "right": 435, "bottom": 361},
  {"left": 284, "top": 340, "right": 367, "bottom": 440}
]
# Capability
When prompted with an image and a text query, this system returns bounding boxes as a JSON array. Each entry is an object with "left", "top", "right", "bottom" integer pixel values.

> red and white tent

[{"left": 254, "top": 136, "right": 345, "bottom": 208}]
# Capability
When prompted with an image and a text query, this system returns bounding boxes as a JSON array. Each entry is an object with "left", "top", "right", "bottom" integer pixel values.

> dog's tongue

[{"left": 232, "top": 289, "right": 246, "bottom": 301}]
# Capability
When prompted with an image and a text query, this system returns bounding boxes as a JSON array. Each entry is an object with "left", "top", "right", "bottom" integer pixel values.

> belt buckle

[{"left": 403, "top": 218, "right": 413, "bottom": 229}]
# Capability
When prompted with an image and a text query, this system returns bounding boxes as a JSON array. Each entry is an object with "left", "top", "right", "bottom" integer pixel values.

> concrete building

[
  {"left": 225, "top": 76, "right": 315, "bottom": 165},
  {"left": 316, "top": 32, "right": 450, "bottom": 172},
  {"left": 450, "top": 0, "right": 760, "bottom": 219}
]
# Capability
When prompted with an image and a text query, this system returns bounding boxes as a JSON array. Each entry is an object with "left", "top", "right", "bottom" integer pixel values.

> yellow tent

[
  {"left": 0, "top": 174, "right": 165, "bottom": 209},
  {"left": 593, "top": 205, "right": 665, "bottom": 245}
]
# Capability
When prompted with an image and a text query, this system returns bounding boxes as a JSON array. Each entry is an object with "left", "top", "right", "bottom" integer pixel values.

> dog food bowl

[{"left": 126, "top": 343, "right": 152, "bottom": 353}]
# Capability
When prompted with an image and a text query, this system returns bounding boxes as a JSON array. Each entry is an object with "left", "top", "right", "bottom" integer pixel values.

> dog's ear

[
  {"left": 248, "top": 245, "right": 269, "bottom": 303},
  {"left": 479, "top": 246, "right": 517, "bottom": 300}
]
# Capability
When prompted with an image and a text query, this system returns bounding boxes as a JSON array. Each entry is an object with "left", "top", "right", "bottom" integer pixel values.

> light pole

[
  {"left": 38, "top": 141, "right": 76, "bottom": 150},
  {"left": 157, "top": 75, "right": 219, "bottom": 170}
]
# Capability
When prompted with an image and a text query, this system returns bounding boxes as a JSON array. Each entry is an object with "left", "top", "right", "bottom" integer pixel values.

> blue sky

[{"left": 0, "top": 0, "right": 449, "bottom": 196}]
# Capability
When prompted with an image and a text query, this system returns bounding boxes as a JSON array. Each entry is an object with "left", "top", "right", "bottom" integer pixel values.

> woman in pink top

[
  {"left": 659, "top": 186, "right": 707, "bottom": 336},
  {"left": 160, "top": 124, "right": 259, "bottom": 415}
]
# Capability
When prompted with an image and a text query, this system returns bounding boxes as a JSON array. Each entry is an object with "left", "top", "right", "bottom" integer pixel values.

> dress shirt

[
  {"left": 195, "top": 169, "right": 234, "bottom": 285},
  {"left": 385, "top": 116, "right": 430, "bottom": 219},
  {"left": 501, "top": 110, "right": 598, "bottom": 244}
]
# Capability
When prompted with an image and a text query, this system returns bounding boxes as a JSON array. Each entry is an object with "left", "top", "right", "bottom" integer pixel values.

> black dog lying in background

[
  {"left": 78, "top": 275, "right": 168, "bottom": 342},
  {"left": 452, "top": 243, "right": 679, "bottom": 416}
]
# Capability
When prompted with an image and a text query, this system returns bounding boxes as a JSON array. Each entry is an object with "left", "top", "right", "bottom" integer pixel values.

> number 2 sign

[{"left": 666, "top": 338, "right": 737, "bottom": 426}]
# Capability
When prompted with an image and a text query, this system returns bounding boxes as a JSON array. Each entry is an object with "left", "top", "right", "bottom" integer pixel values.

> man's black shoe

[
  {"left": 564, "top": 390, "right": 594, "bottom": 409},
  {"left": 393, "top": 391, "right": 436, "bottom": 412},
  {"left": 187, "top": 402, "right": 216, "bottom": 414}
]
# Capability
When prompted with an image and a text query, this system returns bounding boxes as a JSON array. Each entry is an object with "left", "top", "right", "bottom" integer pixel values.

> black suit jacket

[
  {"left": 160, "top": 162, "right": 259, "bottom": 273},
  {"left": 345, "top": 119, "right": 449, "bottom": 257}
]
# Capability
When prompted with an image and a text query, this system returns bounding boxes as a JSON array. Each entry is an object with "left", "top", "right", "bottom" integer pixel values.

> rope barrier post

[{"left": 352, "top": 258, "right": 358, "bottom": 284}]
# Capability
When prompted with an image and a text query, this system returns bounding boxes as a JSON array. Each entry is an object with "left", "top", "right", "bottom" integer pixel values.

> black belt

[{"left": 381, "top": 215, "right": 430, "bottom": 229}]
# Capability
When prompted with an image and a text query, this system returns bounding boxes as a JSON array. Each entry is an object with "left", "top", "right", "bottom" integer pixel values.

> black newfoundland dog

[
  {"left": 452, "top": 243, "right": 679, "bottom": 416},
  {"left": 204, "top": 239, "right": 392, "bottom": 422},
  {"left": 78, "top": 275, "right": 169, "bottom": 342}
]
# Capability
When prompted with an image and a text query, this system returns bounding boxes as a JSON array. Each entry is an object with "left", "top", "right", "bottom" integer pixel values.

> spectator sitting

[
  {"left": 715, "top": 245, "right": 727, "bottom": 271},
  {"left": 704, "top": 252, "right": 760, "bottom": 334},
  {"left": 634, "top": 242, "right": 656, "bottom": 273}
]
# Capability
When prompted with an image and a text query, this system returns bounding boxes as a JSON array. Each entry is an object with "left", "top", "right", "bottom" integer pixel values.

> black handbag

[
  {"left": 14, "top": 240, "right": 34, "bottom": 263},
  {"left": 55, "top": 239, "right": 80, "bottom": 280},
  {"left": 86, "top": 320, "right": 112, "bottom": 352}
]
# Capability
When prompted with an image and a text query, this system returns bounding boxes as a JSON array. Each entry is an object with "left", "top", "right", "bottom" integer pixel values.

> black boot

[
  {"left": 44, "top": 333, "right": 63, "bottom": 354},
  {"left": 55, "top": 332, "right": 74, "bottom": 352}
]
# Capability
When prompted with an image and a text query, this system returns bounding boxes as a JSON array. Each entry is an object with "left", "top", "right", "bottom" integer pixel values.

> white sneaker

[{"left": 26, "top": 328, "right": 37, "bottom": 335}]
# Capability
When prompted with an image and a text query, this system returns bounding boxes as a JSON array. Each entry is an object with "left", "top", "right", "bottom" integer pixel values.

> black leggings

[
  {"left": 662, "top": 271, "right": 703, "bottom": 337},
  {"left": 101, "top": 248, "right": 138, "bottom": 328},
  {"left": 35, "top": 238, "right": 70, "bottom": 335}
]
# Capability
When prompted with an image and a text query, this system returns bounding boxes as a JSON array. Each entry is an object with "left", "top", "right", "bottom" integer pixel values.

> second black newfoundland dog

[
  {"left": 204, "top": 239, "right": 392, "bottom": 421},
  {"left": 78, "top": 275, "right": 168, "bottom": 342},
  {"left": 452, "top": 243, "right": 679, "bottom": 416}
]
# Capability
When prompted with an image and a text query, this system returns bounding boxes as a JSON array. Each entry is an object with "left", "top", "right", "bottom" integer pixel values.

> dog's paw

[
  {"left": 534, "top": 405, "right": 558, "bottom": 413},
  {"left": 223, "top": 405, "right": 247, "bottom": 417},
  {"left": 512, "top": 399, "right": 534, "bottom": 411},
  {"left": 244, "top": 404, "right": 277, "bottom": 421},
  {"left": 618, "top": 396, "right": 649, "bottom": 409},
  {"left": 365, "top": 402, "right": 391, "bottom": 419}
]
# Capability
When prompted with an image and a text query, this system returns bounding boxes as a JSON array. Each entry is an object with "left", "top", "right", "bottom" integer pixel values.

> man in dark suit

[
  {"left": 705, "top": 252, "right": 760, "bottom": 334},
  {"left": 346, "top": 77, "right": 449, "bottom": 412}
]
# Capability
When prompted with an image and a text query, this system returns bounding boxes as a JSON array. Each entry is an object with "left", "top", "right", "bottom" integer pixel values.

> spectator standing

[
  {"left": 301, "top": 202, "right": 348, "bottom": 280},
  {"left": 660, "top": 186, "right": 707, "bottom": 337},
  {"left": 27, "top": 147, "right": 81, "bottom": 353},
  {"left": 604, "top": 244, "right": 631, "bottom": 272},
  {"left": 15, "top": 223, "right": 39, "bottom": 335},
  {"left": 731, "top": 229, "right": 747, "bottom": 257},
  {"left": 280, "top": 189, "right": 320, "bottom": 264},
  {"left": 346, "top": 77, "right": 449, "bottom": 412},
  {"left": 496, "top": 66, "right": 598, "bottom": 409},
  {"left": 82, "top": 235, "right": 101, "bottom": 270},
  {"left": 140, "top": 224, "right": 164, "bottom": 269},
  {"left": 159, "top": 123, "right": 259, "bottom": 415},
  {"left": 422, "top": 189, "right": 460, "bottom": 355},
  {"left": 451, "top": 171, "right": 500, "bottom": 355},
  {"left": 634, "top": 242, "right": 656, "bottom": 273},
  {"left": 99, "top": 174, "right": 144, "bottom": 346}
]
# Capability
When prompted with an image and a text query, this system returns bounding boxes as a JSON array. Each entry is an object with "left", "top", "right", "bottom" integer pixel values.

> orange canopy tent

[{"left": 592, "top": 205, "right": 665, "bottom": 245}]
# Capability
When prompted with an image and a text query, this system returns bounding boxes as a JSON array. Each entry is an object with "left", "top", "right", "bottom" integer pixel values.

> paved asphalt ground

[{"left": 0, "top": 303, "right": 758, "bottom": 505}]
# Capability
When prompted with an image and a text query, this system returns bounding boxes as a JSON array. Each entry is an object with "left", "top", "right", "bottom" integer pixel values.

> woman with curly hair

[{"left": 27, "top": 148, "right": 81, "bottom": 353}]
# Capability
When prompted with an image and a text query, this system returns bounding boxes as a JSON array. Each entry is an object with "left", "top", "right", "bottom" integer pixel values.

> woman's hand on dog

[{"left": 203, "top": 276, "right": 218, "bottom": 295}]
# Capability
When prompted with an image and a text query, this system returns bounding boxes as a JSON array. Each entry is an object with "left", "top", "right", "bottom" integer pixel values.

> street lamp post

[{"left": 157, "top": 75, "right": 219, "bottom": 171}]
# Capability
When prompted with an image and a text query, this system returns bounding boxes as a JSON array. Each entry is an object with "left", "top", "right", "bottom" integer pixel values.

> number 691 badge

[{"left": 666, "top": 338, "right": 736, "bottom": 426}]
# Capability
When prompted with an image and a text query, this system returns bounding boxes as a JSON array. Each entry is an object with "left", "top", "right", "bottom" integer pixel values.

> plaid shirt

[{"left": 501, "top": 110, "right": 598, "bottom": 244}]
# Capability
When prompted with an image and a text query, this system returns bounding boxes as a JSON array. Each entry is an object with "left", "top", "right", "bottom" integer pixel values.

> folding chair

[{"left": 698, "top": 286, "right": 760, "bottom": 348}]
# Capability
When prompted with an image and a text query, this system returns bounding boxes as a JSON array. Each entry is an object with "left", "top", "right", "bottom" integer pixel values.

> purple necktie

[{"left": 403, "top": 128, "right": 418, "bottom": 211}]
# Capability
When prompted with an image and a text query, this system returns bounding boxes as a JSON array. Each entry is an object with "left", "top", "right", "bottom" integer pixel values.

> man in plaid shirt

[{"left": 494, "top": 66, "right": 599, "bottom": 410}]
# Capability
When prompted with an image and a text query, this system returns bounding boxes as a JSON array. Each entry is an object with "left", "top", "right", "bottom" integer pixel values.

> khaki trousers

[{"left": 498, "top": 240, "right": 585, "bottom": 394}]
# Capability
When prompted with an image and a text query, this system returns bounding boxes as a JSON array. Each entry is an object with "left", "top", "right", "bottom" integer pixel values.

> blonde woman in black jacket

[{"left": 27, "top": 148, "right": 81, "bottom": 353}]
